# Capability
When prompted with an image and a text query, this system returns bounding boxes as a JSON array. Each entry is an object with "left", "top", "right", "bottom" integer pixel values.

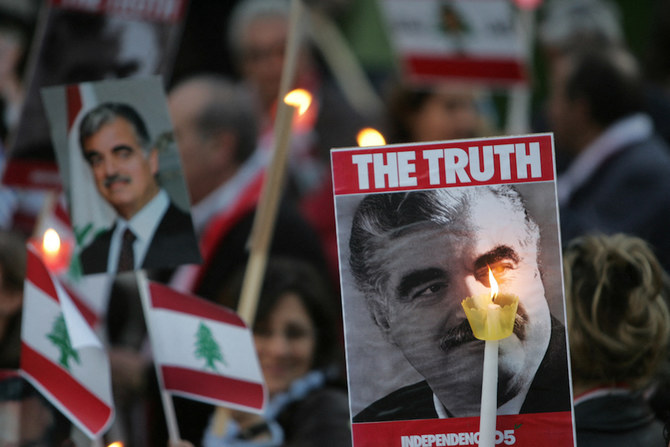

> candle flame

[
  {"left": 42, "top": 229, "right": 61, "bottom": 255},
  {"left": 107, "top": 442, "right": 123, "bottom": 447},
  {"left": 284, "top": 88, "right": 312, "bottom": 115},
  {"left": 488, "top": 267, "right": 498, "bottom": 302},
  {"left": 357, "top": 128, "right": 386, "bottom": 147}
]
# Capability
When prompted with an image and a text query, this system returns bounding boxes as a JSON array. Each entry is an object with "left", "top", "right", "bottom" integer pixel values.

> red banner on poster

[{"left": 332, "top": 134, "right": 555, "bottom": 195}]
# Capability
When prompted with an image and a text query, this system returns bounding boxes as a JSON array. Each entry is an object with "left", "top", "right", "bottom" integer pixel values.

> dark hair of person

[
  {"left": 563, "top": 234, "right": 670, "bottom": 389},
  {"left": 79, "top": 102, "right": 152, "bottom": 157},
  {"left": 564, "top": 46, "right": 644, "bottom": 128},
  {"left": 385, "top": 83, "right": 433, "bottom": 144},
  {"left": 219, "top": 256, "right": 339, "bottom": 370}
]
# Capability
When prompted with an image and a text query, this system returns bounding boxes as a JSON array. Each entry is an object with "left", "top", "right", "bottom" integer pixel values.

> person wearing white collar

[{"left": 548, "top": 44, "right": 670, "bottom": 271}]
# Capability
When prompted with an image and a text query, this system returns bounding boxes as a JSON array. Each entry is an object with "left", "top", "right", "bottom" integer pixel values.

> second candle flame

[{"left": 284, "top": 88, "right": 312, "bottom": 115}]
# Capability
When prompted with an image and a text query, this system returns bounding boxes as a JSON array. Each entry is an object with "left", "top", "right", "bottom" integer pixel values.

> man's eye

[
  {"left": 475, "top": 261, "right": 517, "bottom": 286},
  {"left": 490, "top": 262, "right": 514, "bottom": 277},
  {"left": 412, "top": 282, "right": 447, "bottom": 300}
]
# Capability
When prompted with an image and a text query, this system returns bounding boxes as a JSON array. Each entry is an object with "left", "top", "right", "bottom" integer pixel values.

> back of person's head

[
  {"left": 564, "top": 233, "right": 670, "bottom": 389},
  {"left": 172, "top": 74, "right": 258, "bottom": 165},
  {"left": 562, "top": 45, "right": 644, "bottom": 128}
]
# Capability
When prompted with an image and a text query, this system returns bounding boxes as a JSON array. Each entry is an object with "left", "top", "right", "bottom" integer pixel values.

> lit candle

[
  {"left": 284, "top": 88, "right": 314, "bottom": 133},
  {"left": 31, "top": 228, "right": 72, "bottom": 274},
  {"left": 461, "top": 268, "right": 519, "bottom": 447}
]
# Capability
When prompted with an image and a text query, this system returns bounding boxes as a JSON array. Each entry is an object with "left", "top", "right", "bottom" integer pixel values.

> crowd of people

[{"left": 0, "top": 0, "right": 669, "bottom": 445}]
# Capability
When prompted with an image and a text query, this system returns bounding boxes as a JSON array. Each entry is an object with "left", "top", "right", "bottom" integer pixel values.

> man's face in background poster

[{"left": 80, "top": 106, "right": 159, "bottom": 221}]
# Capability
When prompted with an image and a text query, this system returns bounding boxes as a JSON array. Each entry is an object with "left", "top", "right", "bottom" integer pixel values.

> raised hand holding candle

[{"left": 461, "top": 268, "right": 519, "bottom": 447}]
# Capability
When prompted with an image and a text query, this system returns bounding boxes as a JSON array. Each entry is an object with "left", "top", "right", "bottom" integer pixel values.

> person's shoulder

[
  {"left": 575, "top": 392, "right": 667, "bottom": 447},
  {"left": 163, "top": 202, "right": 193, "bottom": 223},
  {"left": 145, "top": 202, "right": 200, "bottom": 268},
  {"left": 353, "top": 381, "right": 437, "bottom": 423},
  {"left": 618, "top": 134, "right": 670, "bottom": 172},
  {"left": 300, "top": 386, "right": 349, "bottom": 413},
  {"left": 154, "top": 201, "right": 198, "bottom": 238},
  {"left": 278, "top": 384, "right": 352, "bottom": 447}
]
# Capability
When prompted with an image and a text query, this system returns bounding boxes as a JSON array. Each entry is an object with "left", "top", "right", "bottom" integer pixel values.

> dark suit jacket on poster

[
  {"left": 79, "top": 202, "right": 201, "bottom": 274},
  {"left": 354, "top": 317, "right": 572, "bottom": 423}
]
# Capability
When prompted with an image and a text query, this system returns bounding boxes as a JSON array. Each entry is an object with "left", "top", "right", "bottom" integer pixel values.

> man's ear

[
  {"left": 209, "top": 131, "right": 238, "bottom": 168},
  {"left": 368, "top": 299, "right": 396, "bottom": 345}
]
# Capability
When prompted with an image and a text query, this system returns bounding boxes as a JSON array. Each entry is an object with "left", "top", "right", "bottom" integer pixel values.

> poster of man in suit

[{"left": 42, "top": 76, "right": 201, "bottom": 275}]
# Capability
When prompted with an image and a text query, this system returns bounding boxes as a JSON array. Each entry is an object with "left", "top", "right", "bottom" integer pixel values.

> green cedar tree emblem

[
  {"left": 47, "top": 313, "right": 80, "bottom": 370},
  {"left": 194, "top": 322, "right": 226, "bottom": 372}
]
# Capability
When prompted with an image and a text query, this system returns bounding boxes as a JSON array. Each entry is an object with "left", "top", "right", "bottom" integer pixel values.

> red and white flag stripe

[
  {"left": 146, "top": 282, "right": 266, "bottom": 413},
  {"left": 20, "top": 246, "right": 114, "bottom": 439}
]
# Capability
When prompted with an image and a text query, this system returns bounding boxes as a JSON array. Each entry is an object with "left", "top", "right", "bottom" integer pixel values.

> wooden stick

[
  {"left": 279, "top": 0, "right": 304, "bottom": 98},
  {"left": 238, "top": 101, "right": 297, "bottom": 323},
  {"left": 211, "top": 0, "right": 305, "bottom": 437},
  {"left": 506, "top": 8, "right": 535, "bottom": 135},
  {"left": 136, "top": 270, "right": 181, "bottom": 444}
]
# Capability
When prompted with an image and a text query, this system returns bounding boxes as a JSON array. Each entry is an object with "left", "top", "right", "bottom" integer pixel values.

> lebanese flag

[
  {"left": 30, "top": 194, "right": 112, "bottom": 330},
  {"left": 145, "top": 281, "right": 266, "bottom": 413},
  {"left": 20, "top": 246, "right": 114, "bottom": 439}
]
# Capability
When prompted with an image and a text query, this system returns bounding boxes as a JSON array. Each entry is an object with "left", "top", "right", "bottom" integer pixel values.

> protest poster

[
  {"left": 332, "top": 133, "right": 575, "bottom": 446},
  {"left": 2, "top": 0, "right": 188, "bottom": 189},
  {"left": 379, "top": 0, "right": 528, "bottom": 86},
  {"left": 40, "top": 76, "right": 201, "bottom": 275}
]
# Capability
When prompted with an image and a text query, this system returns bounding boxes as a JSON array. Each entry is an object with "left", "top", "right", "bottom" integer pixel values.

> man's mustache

[
  {"left": 104, "top": 174, "right": 131, "bottom": 188},
  {"left": 439, "top": 304, "right": 529, "bottom": 351}
]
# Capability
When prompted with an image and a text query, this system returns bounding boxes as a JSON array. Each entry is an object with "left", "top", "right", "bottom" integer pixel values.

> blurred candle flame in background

[{"left": 357, "top": 127, "right": 386, "bottom": 147}]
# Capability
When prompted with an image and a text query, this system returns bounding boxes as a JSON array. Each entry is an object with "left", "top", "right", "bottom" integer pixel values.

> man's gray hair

[
  {"left": 348, "top": 185, "right": 540, "bottom": 317},
  {"left": 79, "top": 102, "right": 152, "bottom": 157},
  {"left": 174, "top": 74, "right": 258, "bottom": 165},
  {"left": 226, "top": 0, "right": 290, "bottom": 60}
]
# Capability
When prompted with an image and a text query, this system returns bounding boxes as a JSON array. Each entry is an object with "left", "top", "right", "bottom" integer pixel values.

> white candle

[{"left": 479, "top": 339, "right": 499, "bottom": 447}]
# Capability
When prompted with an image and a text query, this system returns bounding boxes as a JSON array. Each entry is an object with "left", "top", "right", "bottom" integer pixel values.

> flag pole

[
  {"left": 136, "top": 270, "right": 181, "bottom": 444},
  {"left": 505, "top": 6, "right": 535, "bottom": 135},
  {"left": 211, "top": 0, "right": 304, "bottom": 437}
]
